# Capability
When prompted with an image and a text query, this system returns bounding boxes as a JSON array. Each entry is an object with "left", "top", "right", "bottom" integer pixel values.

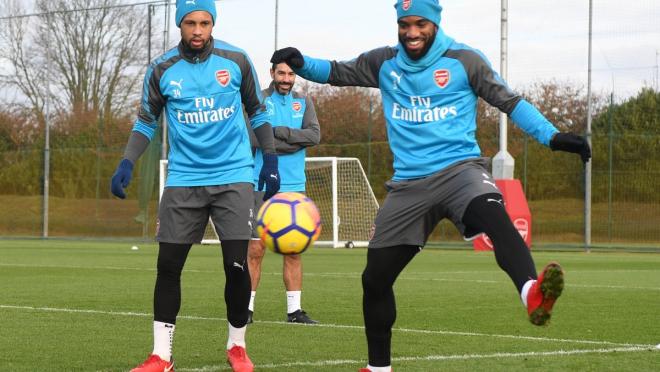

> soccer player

[
  {"left": 247, "top": 62, "right": 321, "bottom": 325},
  {"left": 110, "top": 1, "right": 279, "bottom": 371},
  {"left": 270, "top": 1, "right": 591, "bottom": 371}
]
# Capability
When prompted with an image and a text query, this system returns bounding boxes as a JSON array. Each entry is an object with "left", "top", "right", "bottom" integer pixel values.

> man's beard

[
  {"left": 275, "top": 81, "right": 293, "bottom": 94},
  {"left": 184, "top": 37, "right": 209, "bottom": 51},
  {"left": 399, "top": 31, "right": 437, "bottom": 60}
]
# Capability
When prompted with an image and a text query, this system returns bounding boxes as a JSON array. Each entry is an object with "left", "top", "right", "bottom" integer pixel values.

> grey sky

[
  {"left": 4, "top": 0, "right": 659, "bottom": 100},
  {"left": 213, "top": 0, "right": 659, "bottom": 99}
]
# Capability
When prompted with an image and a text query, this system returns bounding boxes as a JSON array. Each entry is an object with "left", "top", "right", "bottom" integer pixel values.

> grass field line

[
  {"left": 2, "top": 262, "right": 659, "bottom": 290},
  {"left": 1, "top": 304, "right": 653, "bottom": 349},
  {"left": 178, "top": 346, "right": 654, "bottom": 371}
]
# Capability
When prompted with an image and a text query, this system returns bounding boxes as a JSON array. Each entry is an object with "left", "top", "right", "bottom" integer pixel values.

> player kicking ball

[{"left": 270, "top": 0, "right": 590, "bottom": 371}]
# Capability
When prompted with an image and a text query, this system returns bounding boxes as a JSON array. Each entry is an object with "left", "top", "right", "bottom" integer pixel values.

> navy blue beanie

[
  {"left": 175, "top": 0, "right": 217, "bottom": 27},
  {"left": 394, "top": 0, "right": 442, "bottom": 26}
]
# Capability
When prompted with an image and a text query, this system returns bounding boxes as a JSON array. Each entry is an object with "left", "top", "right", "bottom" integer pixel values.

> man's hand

[
  {"left": 110, "top": 159, "right": 134, "bottom": 199},
  {"left": 258, "top": 153, "right": 280, "bottom": 200},
  {"left": 549, "top": 133, "right": 591, "bottom": 163},
  {"left": 270, "top": 47, "right": 304, "bottom": 69}
]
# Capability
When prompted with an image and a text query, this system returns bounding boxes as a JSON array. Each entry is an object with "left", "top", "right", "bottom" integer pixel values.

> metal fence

[{"left": 0, "top": 0, "right": 658, "bottom": 250}]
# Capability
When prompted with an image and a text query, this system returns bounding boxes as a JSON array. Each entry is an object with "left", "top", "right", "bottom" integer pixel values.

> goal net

[{"left": 159, "top": 157, "right": 380, "bottom": 247}]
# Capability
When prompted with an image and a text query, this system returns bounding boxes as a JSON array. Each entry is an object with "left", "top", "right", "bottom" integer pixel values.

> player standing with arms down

[
  {"left": 247, "top": 62, "right": 321, "bottom": 325},
  {"left": 270, "top": 1, "right": 591, "bottom": 371},
  {"left": 110, "top": 1, "right": 279, "bottom": 371}
]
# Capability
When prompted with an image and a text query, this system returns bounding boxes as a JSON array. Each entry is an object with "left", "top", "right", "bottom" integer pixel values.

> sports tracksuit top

[
  {"left": 132, "top": 38, "right": 269, "bottom": 187},
  {"left": 294, "top": 32, "right": 559, "bottom": 181},
  {"left": 251, "top": 82, "right": 321, "bottom": 192}
]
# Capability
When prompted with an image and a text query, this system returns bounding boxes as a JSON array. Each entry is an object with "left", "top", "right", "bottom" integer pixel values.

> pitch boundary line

[
  {"left": 177, "top": 346, "right": 654, "bottom": 371},
  {"left": 1, "top": 263, "right": 658, "bottom": 290},
  {"left": 0, "top": 304, "right": 652, "bottom": 349}
]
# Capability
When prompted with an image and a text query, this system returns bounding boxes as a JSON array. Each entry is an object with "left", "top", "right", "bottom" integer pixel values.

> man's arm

[
  {"left": 451, "top": 48, "right": 590, "bottom": 161},
  {"left": 271, "top": 46, "right": 397, "bottom": 88},
  {"left": 111, "top": 63, "right": 166, "bottom": 199},
  {"left": 273, "top": 95, "right": 321, "bottom": 154}
]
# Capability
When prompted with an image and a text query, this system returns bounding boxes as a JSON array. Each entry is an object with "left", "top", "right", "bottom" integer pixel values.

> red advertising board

[{"left": 473, "top": 179, "right": 531, "bottom": 251}]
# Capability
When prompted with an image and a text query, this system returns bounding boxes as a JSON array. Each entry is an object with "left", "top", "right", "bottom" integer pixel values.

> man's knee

[
  {"left": 248, "top": 239, "right": 266, "bottom": 260},
  {"left": 283, "top": 253, "right": 301, "bottom": 266}
]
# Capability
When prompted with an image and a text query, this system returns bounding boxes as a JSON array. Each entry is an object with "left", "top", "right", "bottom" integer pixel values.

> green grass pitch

[{"left": 1, "top": 239, "right": 658, "bottom": 371}]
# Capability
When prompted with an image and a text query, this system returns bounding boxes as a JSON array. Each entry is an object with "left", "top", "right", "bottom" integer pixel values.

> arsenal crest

[
  {"left": 402, "top": 0, "right": 412, "bottom": 11},
  {"left": 292, "top": 101, "right": 302, "bottom": 112},
  {"left": 215, "top": 70, "right": 230, "bottom": 87},
  {"left": 434, "top": 69, "right": 450, "bottom": 88}
]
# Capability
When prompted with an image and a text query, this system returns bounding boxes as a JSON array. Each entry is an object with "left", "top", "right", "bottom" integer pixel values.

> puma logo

[
  {"left": 185, "top": 0, "right": 196, "bottom": 5},
  {"left": 483, "top": 180, "right": 497, "bottom": 188},
  {"left": 390, "top": 71, "right": 402, "bottom": 85},
  {"left": 169, "top": 79, "right": 183, "bottom": 89},
  {"left": 487, "top": 198, "right": 503, "bottom": 205},
  {"left": 270, "top": 174, "right": 278, "bottom": 180},
  {"left": 233, "top": 262, "right": 245, "bottom": 271},
  {"left": 390, "top": 71, "right": 403, "bottom": 89}
]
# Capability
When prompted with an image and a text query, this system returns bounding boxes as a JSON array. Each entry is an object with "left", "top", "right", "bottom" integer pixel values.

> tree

[{"left": 0, "top": 0, "right": 150, "bottom": 126}]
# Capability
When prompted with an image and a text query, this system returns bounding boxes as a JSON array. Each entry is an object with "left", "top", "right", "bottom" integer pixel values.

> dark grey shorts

[
  {"left": 156, "top": 183, "right": 255, "bottom": 244},
  {"left": 251, "top": 191, "right": 266, "bottom": 240},
  {"left": 368, "top": 158, "right": 501, "bottom": 249}
]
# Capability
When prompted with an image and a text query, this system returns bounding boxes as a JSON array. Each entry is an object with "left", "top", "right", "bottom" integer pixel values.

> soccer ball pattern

[{"left": 256, "top": 192, "right": 322, "bottom": 255}]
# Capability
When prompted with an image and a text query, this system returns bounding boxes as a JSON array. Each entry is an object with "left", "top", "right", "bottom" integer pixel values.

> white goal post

[{"left": 159, "top": 157, "right": 380, "bottom": 248}]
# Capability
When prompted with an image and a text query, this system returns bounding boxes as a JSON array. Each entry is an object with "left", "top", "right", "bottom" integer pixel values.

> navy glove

[
  {"left": 270, "top": 47, "right": 304, "bottom": 69},
  {"left": 258, "top": 153, "right": 280, "bottom": 201},
  {"left": 549, "top": 133, "right": 592, "bottom": 163},
  {"left": 110, "top": 159, "right": 134, "bottom": 199}
]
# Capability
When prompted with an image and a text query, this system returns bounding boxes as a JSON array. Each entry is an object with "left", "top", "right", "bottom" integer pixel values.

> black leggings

[
  {"left": 462, "top": 193, "right": 537, "bottom": 291},
  {"left": 153, "top": 240, "right": 251, "bottom": 327},
  {"left": 362, "top": 245, "right": 419, "bottom": 367},
  {"left": 361, "top": 193, "right": 538, "bottom": 366}
]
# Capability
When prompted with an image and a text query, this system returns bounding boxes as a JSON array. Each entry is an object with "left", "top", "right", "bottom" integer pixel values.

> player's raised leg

[{"left": 462, "top": 193, "right": 564, "bottom": 325}]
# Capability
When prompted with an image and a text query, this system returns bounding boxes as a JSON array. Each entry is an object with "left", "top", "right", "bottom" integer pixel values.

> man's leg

[
  {"left": 222, "top": 240, "right": 254, "bottom": 372},
  {"left": 362, "top": 245, "right": 418, "bottom": 368},
  {"left": 131, "top": 242, "right": 191, "bottom": 371},
  {"left": 462, "top": 193, "right": 564, "bottom": 325},
  {"left": 247, "top": 239, "right": 265, "bottom": 322},
  {"left": 222, "top": 240, "right": 251, "bottom": 332},
  {"left": 283, "top": 254, "right": 318, "bottom": 323},
  {"left": 462, "top": 193, "right": 536, "bottom": 291}
]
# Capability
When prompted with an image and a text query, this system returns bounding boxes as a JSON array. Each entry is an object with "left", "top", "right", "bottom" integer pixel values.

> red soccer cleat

[
  {"left": 130, "top": 354, "right": 174, "bottom": 372},
  {"left": 527, "top": 262, "right": 564, "bottom": 326},
  {"left": 227, "top": 344, "right": 254, "bottom": 372}
]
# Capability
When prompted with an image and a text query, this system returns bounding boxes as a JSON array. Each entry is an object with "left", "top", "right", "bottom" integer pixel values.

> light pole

[
  {"left": 274, "top": 0, "right": 279, "bottom": 51},
  {"left": 492, "top": 0, "right": 514, "bottom": 180},
  {"left": 585, "top": 0, "right": 593, "bottom": 251}
]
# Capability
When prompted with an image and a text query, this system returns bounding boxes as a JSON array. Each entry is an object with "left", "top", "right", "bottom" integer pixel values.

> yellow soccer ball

[{"left": 256, "top": 192, "right": 322, "bottom": 255}]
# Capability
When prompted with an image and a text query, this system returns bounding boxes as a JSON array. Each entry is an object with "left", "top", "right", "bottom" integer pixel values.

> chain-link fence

[{"left": 0, "top": 0, "right": 658, "bottom": 250}]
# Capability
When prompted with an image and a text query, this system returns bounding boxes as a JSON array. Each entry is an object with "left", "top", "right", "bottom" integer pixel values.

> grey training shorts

[
  {"left": 368, "top": 158, "right": 501, "bottom": 249},
  {"left": 156, "top": 183, "right": 254, "bottom": 244}
]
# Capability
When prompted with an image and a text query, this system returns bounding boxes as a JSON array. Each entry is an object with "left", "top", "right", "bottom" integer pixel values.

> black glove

[
  {"left": 549, "top": 132, "right": 591, "bottom": 163},
  {"left": 258, "top": 153, "right": 280, "bottom": 200},
  {"left": 110, "top": 159, "right": 134, "bottom": 199},
  {"left": 270, "top": 47, "right": 304, "bottom": 69}
]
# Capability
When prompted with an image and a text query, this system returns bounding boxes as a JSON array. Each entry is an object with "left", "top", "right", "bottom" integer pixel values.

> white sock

[
  {"left": 227, "top": 323, "right": 247, "bottom": 350},
  {"left": 249, "top": 291, "right": 256, "bottom": 312},
  {"left": 286, "top": 290, "right": 301, "bottom": 314},
  {"left": 366, "top": 365, "right": 392, "bottom": 372},
  {"left": 520, "top": 279, "right": 535, "bottom": 307},
  {"left": 152, "top": 321, "right": 175, "bottom": 361}
]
